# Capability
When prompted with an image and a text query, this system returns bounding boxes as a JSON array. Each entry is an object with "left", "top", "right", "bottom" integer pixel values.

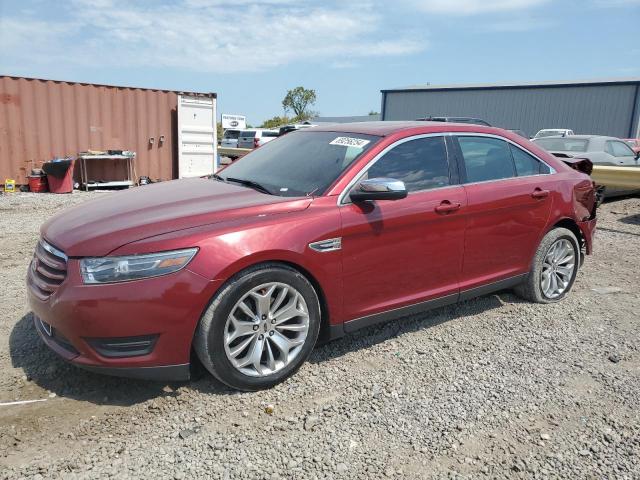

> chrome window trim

[
  {"left": 337, "top": 131, "right": 556, "bottom": 205},
  {"left": 453, "top": 132, "right": 556, "bottom": 177},
  {"left": 338, "top": 133, "right": 450, "bottom": 206}
]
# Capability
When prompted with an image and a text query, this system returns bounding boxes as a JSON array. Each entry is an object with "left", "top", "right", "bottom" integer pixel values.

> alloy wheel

[
  {"left": 223, "top": 282, "right": 310, "bottom": 377},
  {"left": 540, "top": 238, "right": 575, "bottom": 299}
]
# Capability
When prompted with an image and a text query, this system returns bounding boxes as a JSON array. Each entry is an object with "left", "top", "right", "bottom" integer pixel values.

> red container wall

[{"left": 0, "top": 76, "right": 194, "bottom": 184}]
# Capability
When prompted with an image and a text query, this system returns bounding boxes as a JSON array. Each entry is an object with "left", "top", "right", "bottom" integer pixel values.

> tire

[
  {"left": 515, "top": 227, "right": 580, "bottom": 304},
  {"left": 193, "top": 263, "right": 321, "bottom": 391}
]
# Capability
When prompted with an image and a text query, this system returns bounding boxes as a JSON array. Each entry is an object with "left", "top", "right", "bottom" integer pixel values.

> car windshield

[
  {"left": 240, "top": 130, "right": 256, "bottom": 138},
  {"left": 223, "top": 130, "right": 240, "bottom": 139},
  {"left": 536, "top": 130, "right": 566, "bottom": 138},
  {"left": 534, "top": 137, "right": 589, "bottom": 152},
  {"left": 217, "top": 131, "right": 380, "bottom": 197}
]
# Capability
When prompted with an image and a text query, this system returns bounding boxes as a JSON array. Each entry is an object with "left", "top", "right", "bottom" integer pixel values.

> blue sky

[{"left": 1, "top": 0, "right": 639, "bottom": 125}]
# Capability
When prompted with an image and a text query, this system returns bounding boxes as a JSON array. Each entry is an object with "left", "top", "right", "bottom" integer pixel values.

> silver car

[
  {"left": 533, "top": 129, "right": 574, "bottom": 139},
  {"left": 221, "top": 129, "right": 241, "bottom": 148},
  {"left": 533, "top": 135, "right": 640, "bottom": 196}
]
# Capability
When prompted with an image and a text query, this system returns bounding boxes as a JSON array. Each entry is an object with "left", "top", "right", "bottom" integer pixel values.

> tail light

[{"left": 253, "top": 137, "right": 260, "bottom": 149}]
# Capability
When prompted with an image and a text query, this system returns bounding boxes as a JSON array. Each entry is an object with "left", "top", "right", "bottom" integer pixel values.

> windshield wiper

[
  {"left": 224, "top": 177, "right": 272, "bottom": 195},
  {"left": 211, "top": 173, "right": 225, "bottom": 182}
]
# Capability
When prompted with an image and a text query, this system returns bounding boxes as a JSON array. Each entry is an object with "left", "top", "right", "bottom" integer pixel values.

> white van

[{"left": 237, "top": 129, "right": 279, "bottom": 149}]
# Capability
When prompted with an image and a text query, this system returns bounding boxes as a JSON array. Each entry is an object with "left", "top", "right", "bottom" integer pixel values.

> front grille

[{"left": 28, "top": 239, "right": 68, "bottom": 300}]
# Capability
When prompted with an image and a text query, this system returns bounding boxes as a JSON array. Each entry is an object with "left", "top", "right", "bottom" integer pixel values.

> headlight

[{"left": 80, "top": 248, "right": 198, "bottom": 284}]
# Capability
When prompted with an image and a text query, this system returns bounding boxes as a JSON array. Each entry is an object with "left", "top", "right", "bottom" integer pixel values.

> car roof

[
  {"left": 309, "top": 121, "right": 503, "bottom": 137},
  {"left": 535, "top": 134, "right": 619, "bottom": 141}
]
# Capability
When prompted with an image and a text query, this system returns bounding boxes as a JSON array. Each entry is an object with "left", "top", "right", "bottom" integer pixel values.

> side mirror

[{"left": 349, "top": 177, "right": 408, "bottom": 202}]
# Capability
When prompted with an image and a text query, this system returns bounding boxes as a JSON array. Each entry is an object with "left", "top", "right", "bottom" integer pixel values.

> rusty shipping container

[{"left": 0, "top": 76, "right": 217, "bottom": 185}]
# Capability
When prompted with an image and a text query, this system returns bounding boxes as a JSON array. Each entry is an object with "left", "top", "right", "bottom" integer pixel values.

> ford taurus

[{"left": 28, "top": 122, "right": 597, "bottom": 390}]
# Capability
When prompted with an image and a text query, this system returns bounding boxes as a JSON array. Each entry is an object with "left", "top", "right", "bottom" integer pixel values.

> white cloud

[
  {"left": 404, "top": 0, "right": 550, "bottom": 14},
  {"left": 0, "top": 0, "right": 425, "bottom": 74},
  {"left": 479, "top": 17, "right": 554, "bottom": 32}
]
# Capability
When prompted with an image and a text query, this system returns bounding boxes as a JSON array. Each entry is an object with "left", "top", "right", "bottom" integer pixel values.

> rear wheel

[
  {"left": 194, "top": 264, "right": 320, "bottom": 391},
  {"left": 515, "top": 228, "right": 579, "bottom": 303}
]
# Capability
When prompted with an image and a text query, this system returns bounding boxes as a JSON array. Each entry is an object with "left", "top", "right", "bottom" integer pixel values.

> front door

[{"left": 339, "top": 135, "right": 467, "bottom": 322}]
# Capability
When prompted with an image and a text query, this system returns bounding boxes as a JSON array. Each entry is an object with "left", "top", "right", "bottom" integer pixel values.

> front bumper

[
  {"left": 34, "top": 315, "right": 191, "bottom": 381},
  {"left": 28, "top": 259, "right": 221, "bottom": 381}
]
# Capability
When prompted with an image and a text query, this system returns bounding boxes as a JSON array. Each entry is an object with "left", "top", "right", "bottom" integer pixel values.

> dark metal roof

[{"left": 382, "top": 78, "right": 640, "bottom": 94}]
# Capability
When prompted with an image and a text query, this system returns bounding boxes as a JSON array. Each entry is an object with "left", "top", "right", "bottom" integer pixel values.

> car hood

[{"left": 42, "top": 178, "right": 312, "bottom": 257}]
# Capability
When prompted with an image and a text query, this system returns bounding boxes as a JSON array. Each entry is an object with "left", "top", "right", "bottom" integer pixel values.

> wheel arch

[
  {"left": 548, "top": 218, "right": 585, "bottom": 265},
  {"left": 266, "top": 259, "right": 335, "bottom": 344},
  {"left": 192, "top": 257, "right": 337, "bottom": 353}
]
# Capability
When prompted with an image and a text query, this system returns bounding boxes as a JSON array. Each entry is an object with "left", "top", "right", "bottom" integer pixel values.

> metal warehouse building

[{"left": 381, "top": 78, "right": 640, "bottom": 139}]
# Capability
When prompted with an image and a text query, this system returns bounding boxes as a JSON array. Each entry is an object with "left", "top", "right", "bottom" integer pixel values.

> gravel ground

[{"left": 0, "top": 190, "right": 639, "bottom": 479}]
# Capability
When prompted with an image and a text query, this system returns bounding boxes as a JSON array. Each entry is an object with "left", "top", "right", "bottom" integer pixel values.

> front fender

[{"left": 112, "top": 200, "right": 345, "bottom": 325}]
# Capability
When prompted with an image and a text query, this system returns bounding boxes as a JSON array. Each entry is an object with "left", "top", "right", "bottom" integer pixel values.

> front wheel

[
  {"left": 515, "top": 227, "right": 579, "bottom": 303},
  {"left": 193, "top": 264, "right": 321, "bottom": 391}
]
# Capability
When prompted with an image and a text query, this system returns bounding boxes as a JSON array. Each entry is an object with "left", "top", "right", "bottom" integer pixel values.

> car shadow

[
  {"left": 596, "top": 226, "right": 640, "bottom": 237},
  {"left": 10, "top": 291, "right": 518, "bottom": 404},
  {"left": 619, "top": 213, "right": 640, "bottom": 226},
  {"left": 309, "top": 291, "right": 519, "bottom": 364},
  {"left": 9, "top": 313, "right": 233, "bottom": 406}
]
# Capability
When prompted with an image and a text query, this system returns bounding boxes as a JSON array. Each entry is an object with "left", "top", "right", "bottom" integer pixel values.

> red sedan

[{"left": 28, "top": 122, "right": 597, "bottom": 390}]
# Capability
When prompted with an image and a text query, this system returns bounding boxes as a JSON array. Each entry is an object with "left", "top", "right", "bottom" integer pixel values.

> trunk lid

[{"left": 237, "top": 131, "right": 257, "bottom": 149}]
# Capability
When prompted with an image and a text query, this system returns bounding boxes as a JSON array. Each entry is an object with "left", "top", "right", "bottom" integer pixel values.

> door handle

[
  {"left": 531, "top": 188, "right": 550, "bottom": 199},
  {"left": 434, "top": 200, "right": 461, "bottom": 214}
]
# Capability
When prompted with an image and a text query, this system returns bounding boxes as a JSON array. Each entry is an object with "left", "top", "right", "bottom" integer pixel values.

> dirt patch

[{"left": 0, "top": 191, "right": 638, "bottom": 479}]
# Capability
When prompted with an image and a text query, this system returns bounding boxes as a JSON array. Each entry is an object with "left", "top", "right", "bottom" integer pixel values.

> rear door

[
  {"left": 237, "top": 130, "right": 257, "bottom": 149},
  {"left": 177, "top": 94, "right": 218, "bottom": 178},
  {"left": 339, "top": 134, "right": 466, "bottom": 321},
  {"left": 452, "top": 134, "right": 554, "bottom": 291}
]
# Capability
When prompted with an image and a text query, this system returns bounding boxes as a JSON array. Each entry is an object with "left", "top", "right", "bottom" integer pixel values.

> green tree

[
  {"left": 216, "top": 122, "right": 223, "bottom": 143},
  {"left": 282, "top": 86, "right": 317, "bottom": 120},
  {"left": 261, "top": 115, "right": 291, "bottom": 129},
  {"left": 368, "top": 111, "right": 379, "bottom": 116}
]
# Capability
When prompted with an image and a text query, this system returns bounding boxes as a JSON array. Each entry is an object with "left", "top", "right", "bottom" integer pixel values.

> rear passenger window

[
  {"left": 458, "top": 137, "right": 515, "bottom": 183},
  {"left": 367, "top": 136, "right": 450, "bottom": 192},
  {"left": 510, "top": 145, "right": 551, "bottom": 176}
]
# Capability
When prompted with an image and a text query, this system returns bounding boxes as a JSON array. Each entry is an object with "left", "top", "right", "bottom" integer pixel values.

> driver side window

[
  {"left": 606, "top": 140, "right": 635, "bottom": 157},
  {"left": 366, "top": 136, "right": 450, "bottom": 192}
]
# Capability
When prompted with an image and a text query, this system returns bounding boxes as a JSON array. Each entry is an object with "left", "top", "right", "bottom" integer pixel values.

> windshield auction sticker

[{"left": 329, "top": 137, "right": 370, "bottom": 148}]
